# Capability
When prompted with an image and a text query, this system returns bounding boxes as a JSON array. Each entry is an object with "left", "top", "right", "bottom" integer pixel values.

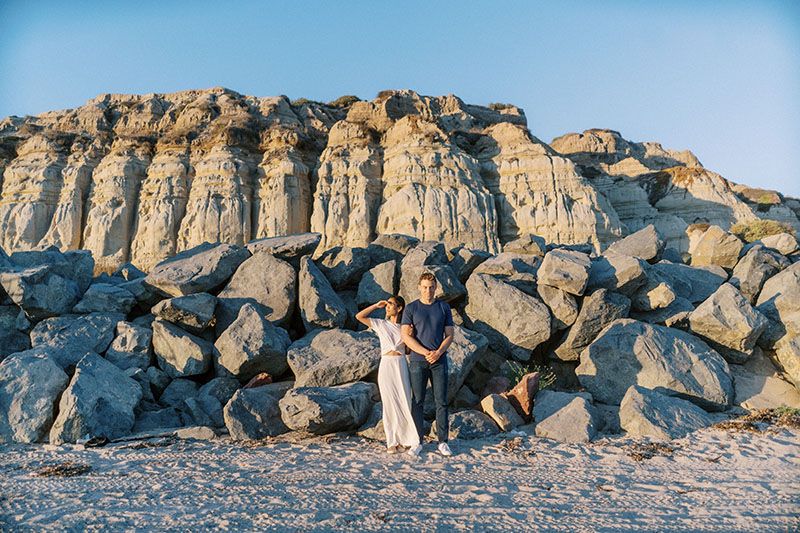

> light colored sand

[{"left": 1, "top": 426, "right": 799, "bottom": 532}]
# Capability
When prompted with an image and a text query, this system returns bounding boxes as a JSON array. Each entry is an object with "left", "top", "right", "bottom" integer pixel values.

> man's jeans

[{"left": 408, "top": 356, "right": 449, "bottom": 443}]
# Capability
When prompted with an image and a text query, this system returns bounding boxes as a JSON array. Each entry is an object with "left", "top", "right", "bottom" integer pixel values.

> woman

[{"left": 356, "top": 296, "right": 420, "bottom": 454}]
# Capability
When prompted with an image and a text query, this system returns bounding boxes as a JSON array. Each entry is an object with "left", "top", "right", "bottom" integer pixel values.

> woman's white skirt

[{"left": 377, "top": 356, "right": 420, "bottom": 448}]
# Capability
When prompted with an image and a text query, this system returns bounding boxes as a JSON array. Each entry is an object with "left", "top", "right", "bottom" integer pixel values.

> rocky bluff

[{"left": 2, "top": 88, "right": 798, "bottom": 274}]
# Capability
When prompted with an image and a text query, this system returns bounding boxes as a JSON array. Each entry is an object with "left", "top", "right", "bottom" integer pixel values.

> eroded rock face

[
  {"left": 477, "top": 124, "right": 624, "bottom": 251},
  {"left": 377, "top": 116, "right": 500, "bottom": 252},
  {"left": 3, "top": 89, "right": 797, "bottom": 266}
]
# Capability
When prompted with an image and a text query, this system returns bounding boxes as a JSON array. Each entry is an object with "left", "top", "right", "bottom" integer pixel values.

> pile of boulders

[{"left": 1, "top": 224, "right": 799, "bottom": 446}]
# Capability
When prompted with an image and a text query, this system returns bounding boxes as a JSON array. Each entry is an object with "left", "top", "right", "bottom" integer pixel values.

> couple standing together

[{"left": 355, "top": 272, "right": 454, "bottom": 457}]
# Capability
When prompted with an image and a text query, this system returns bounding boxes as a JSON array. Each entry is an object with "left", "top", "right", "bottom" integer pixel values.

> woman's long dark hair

[{"left": 389, "top": 295, "right": 405, "bottom": 323}]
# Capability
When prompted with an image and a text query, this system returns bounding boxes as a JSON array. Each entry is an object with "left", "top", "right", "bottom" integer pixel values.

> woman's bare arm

[{"left": 355, "top": 301, "right": 387, "bottom": 328}]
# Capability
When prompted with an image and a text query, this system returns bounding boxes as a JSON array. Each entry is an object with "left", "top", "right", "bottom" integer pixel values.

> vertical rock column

[
  {"left": 82, "top": 137, "right": 152, "bottom": 273},
  {"left": 129, "top": 144, "right": 192, "bottom": 271},
  {"left": 310, "top": 121, "right": 383, "bottom": 249},
  {"left": 176, "top": 145, "right": 255, "bottom": 251},
  {"left": 377, "top": 116, "right": 500, "bottom": 253},
  {"left": 40, "top": 140, "right": 104, "bottom": 251},
  {"left": 0, "top": 135, "right": 67, "bottom": 251},
  {"left": 253, "top": 129, "right": 312, "bottom": 240}
]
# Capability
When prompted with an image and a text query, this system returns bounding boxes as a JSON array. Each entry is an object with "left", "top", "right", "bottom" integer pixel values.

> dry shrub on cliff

[
  {"left": 328, "top": 95, "right": 360, "bottom": 108},
  {"left": 728, "top": 219, "right": 796, "bottom": 243},
  {"left": 489, "top": 102, "right": 513, "bottom": 111}
]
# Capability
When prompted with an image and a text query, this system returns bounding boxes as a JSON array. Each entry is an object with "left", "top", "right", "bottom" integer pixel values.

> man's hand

[{"left": 425, "top": 349, "right": 442, "bottom": 364}]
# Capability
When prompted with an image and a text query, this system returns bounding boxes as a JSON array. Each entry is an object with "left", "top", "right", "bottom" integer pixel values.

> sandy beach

[{"left": 2, "top": 424, "right": 798, "bottom": 532}]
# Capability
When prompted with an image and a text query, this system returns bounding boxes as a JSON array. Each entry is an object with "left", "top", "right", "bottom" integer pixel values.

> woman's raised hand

[{"left": 376, "top": 300, "right": 388, "bottom": 308}]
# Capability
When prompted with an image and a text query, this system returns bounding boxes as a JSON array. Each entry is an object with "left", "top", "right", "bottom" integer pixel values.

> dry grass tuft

[
  {"left": 625, "top": 442, "right": 677, "bottom": 462},
  {"left": 33, "top": 461, "right": 91, "bottom": 478},
  {"left": 713, "top": 408, "right": 800, "bottom": 433}
]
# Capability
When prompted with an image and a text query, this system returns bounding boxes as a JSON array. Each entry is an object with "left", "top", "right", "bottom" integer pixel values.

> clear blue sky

[{"left": 1, "top": 0, "right": 798, "bottom": 197}]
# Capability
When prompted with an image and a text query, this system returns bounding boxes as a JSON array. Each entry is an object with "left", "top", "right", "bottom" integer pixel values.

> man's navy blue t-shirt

[{"left": 401, "top": 299, "right": 454, "bottom": 362}]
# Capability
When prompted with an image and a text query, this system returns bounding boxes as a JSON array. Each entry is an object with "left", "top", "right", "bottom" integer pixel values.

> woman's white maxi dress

[{"left": 370, "top": 318, "right": 420, "bottom": 448}]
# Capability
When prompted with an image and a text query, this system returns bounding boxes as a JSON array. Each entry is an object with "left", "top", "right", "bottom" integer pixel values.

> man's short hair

[{"left": 418, "top": 272, "right": 437, "bottom": 285}]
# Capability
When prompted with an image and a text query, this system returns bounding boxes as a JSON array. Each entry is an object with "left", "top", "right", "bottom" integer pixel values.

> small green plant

[
  {"left": 503, "top": 361, "right": 556, "bottom": 391},
  {"left": 290, "top": 97, "right": 323, "bottom": 107},
  {"left": 328, "top": 95, "right": 360, "bottom": 108},
  {"left": 489, "top": 102, "right": 514, "bottom": 111},
  {"left": 728, "top": 219, "right": 796, "bottom": 243},
  {"left": 774, "top": 406, "right": 800, "bottom": 417}
]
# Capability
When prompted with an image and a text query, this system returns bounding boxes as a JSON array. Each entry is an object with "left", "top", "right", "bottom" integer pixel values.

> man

[{"left": 401, "top": 272, "right": 454, "bottom": 457}]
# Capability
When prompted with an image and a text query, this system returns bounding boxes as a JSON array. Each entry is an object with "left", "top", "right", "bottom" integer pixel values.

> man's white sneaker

[
  {"left": 407, "top": 444, "right": 423, "bottom": 456},
  {"left": 438, "top": 442, "right": 453, "bottom": 457}
]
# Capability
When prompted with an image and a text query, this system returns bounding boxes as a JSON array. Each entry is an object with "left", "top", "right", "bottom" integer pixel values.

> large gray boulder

[
  {"left": 0, "top": 305, "right": 30, "bottom": 359},
  {"left": 223, "top": 385, "right": 289, "bottom": 440},
  {"left": 287, "top": 328, "right": 381, "bottom": 387},
  {"left": 132, "top": 407, "right": 182, "bottom": 433},
  {"left": 448, "top": 246, "right": 492, "bottom": 283},
  {"left": 316, "top": 246, "right": 371, "bottom": 290},
  {"left": 444, "top": 326, "right": 490, "bottom": 403},
  {"left": 690, "top": 225, "right": 743, "bottom": 269},
  {"left": 298, "top": 256, "right": 347, "bottom": 331},
  {"left": 0, "top": 351, "right": 69, "bottom": 443},
  {"left": 688, "top": 283, "right": 767, "bottom": 364},
  {"left": 144, "top": 242, "right": 251, "bottom": 297},
  {"left": 619, "top": 385, "right": 714, "bottom": 440},
  {"left": 537, "top": 284, "right": 578, "bottom": 331},
  {"left": 30, "top": 312, "right": 124, "bottom": 368},
  {"left": 215, "top": 252, "right": 296, "bottom": 333},
  {"left": 775, "top": 336, "right": 800, "bottom": 391},
  {"left": 555, "top": 289, "right": 631, "bottom": 361},
  {"left": 246, "top": 232, "right": 321, "bottom": 267},
  {"left": 605, "top": 224, "right": 665, "bottom": 264},
  {"left": 630, "top": 297, "right": 695, "bottom": 328},
  {"left": 152, "top": 319, "right": 214, "bottom": 378},
  {"left": 104, "top": 321, "right": 153, "bottom": 371},
  {"left": 502, "top": 234, "right": 547, "bottom": 257},
  {"left": 758, "top": 233, "right": 800, "bottom": 256},
  {"left": 367, "top": 233, "right": 419, "bottom": 265},
  {"left": 481, "top": 393, "right": 523, "bottom": 431},
  {"left": 0, "top": 266, "right": 80, "bottom": 320},
  {"left": 731, "top": 347, "right": 800, "bottom": 409},
  {"left": 576, "top": 319, "right": 733, "bottom": 411},
  {"left": 533, "top": 390, "right": 600, "bottom": 443},
  {"left": 631, "top": 279, "right": 676, "bottom": 312},
  {"left": 215, "top": 303, "right": 291, "bottom": 382},
  {"left": 647, "top": 261, "right": 728, "bottom": 304},
  {"left": 537, "top": 249, "right": 592, "bottom": 296},
  {"left": 72, "top": 283, "right": 136, "bottom": 315},
  {"left": 465, "top": 273, "right": 550, "bottom": 360},
  {"left": 401, "top": 241, "right": 449, "bottom": 269},
  {"left": 431, "top": 410, "right": 500, "bottom": 440},
  {"left": 49, "top": 352, "right": 142, "bottom": 444},
  {"left": 279, "top": 382, "right": 378, "bottom": 434},
  {"left": 756, "top": 262, "right": 800, "bottom": 348},
  {"left": 586, "top": 254, "right": 648, "bottom": 297},
  {"left": 399, "top": 264, "right": 466, "bottom": 304},
  {"left": 730, "top": 245, "right": 790, "bottom": 304},
  {"left": 158, "top": 378, "right": 199, "bottom": 408},
  {"left": 9, "top": 248, "right": 94, "bottom": 295},
  {"left": 151, "top": 293, "right": 217, "bottom": 334},
  {"left": 472, "top": 252, "right": 541, "bottom": 279},
  {"left": 356, "top": 260, "right": 397, "bottom": 308}
]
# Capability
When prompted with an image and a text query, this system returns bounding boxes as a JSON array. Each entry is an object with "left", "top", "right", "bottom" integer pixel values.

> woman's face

[{"left": 386, "top": 298, "right": 403, "bottom": 319}]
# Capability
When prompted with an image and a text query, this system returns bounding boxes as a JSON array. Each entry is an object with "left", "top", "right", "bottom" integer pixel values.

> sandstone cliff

[{"left": 1, "top": 91, "right": 797, "bottom": 272}]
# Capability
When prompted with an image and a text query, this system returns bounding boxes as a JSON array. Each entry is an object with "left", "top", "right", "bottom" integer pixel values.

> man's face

[{"left": 418, "top": 279, "right": 437, "bottom": 302}]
